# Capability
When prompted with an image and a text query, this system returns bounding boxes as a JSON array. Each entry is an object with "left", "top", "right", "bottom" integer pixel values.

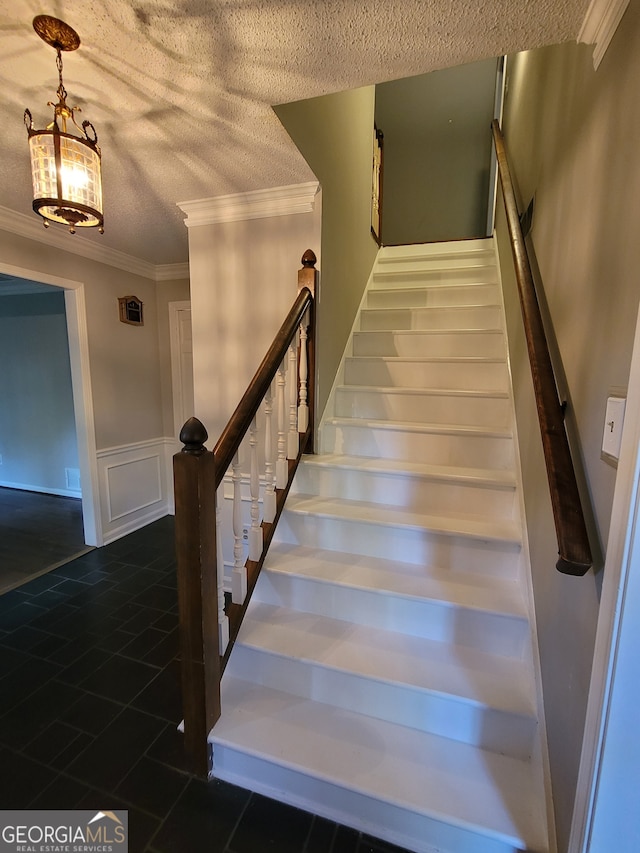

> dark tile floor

[
  {"left": 0, "top": 487, "right": 88, "bottom": 594},
  {"left": 0, "top": 516, "right": 410, "bottom": 853}
]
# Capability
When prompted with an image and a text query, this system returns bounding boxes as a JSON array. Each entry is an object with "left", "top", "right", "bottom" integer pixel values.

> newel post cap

[
  {"left": 180, "top": 417, "right": 209, "bottom": 454},
  {"left": 301, "top": 249, "right": 316, "bottom": 268}
]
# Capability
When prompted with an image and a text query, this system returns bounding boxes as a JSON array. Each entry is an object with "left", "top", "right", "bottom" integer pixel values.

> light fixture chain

[{"left": 55, "top": 48, "right": 68, "bottom": 105}]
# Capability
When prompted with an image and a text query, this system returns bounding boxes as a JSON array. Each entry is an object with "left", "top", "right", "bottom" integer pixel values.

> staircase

[{"left": 210, "top": 239, "right": 552, "bottom": 853}]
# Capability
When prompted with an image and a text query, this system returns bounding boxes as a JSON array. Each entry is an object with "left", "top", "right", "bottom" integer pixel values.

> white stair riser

[
  {"left": 321, "top": 422, "right": 515, "bottom": 470},
  {"left": 375, "top": 258, "right": 496, "bottom": 278},
  {"left": 212, "top": 746, "right": 524, "bottom": 853},
  {"left": 352, "top": 330, "right": 506, "bottom": 359},
  {"left": 344, "top": 358, "right": 508, "bottom": 392},
  {"left": 367, "top": 283, "right": 499, "bottom": 309},
  {"left": 360, "top": 305, "right": 502, "bottom": 331},
  {"left": 377, "top": 246, "right": 495, "bottom": 270},
  {"left": 380, "top": 238, "right": 493, "bottom": 260},
  {"left": 253, "top": 569, "right": 529, "bottom": 657},
  {"left": 372, "top": 267, "right": 497, "bottom": 288},
  {"left": 335, "top": 386, "right": 512, "bottom": 427},
  {"left": 275, "top": 511, "right": 521, "bottom": 577},
  {"left": 292, "top": 462, "right": 517, "bottom": 519},
  {"left": 227, "top": 644, "right": 535, "bottom": 760}
]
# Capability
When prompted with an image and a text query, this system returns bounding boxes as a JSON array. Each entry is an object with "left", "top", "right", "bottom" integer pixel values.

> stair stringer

[{"left": 491, "top": 232, "right": 558, "bottom": 853}]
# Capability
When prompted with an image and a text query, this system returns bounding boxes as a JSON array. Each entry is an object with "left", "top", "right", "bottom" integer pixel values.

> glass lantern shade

[{"left": 28, "top": 128, "right": 103, "bottom": 231}]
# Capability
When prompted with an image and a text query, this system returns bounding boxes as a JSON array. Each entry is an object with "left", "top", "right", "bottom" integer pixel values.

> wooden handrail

[
  {"left": 492, "top": 120, "right": 592, "bottom": 576},
  {"left": 173, "top": 250, "right": 317, "bottom": 776}
]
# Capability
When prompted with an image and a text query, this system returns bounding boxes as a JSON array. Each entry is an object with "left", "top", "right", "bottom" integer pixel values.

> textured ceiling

[{"left": 0, "top": 0, "right": 589, "bottom": 266}]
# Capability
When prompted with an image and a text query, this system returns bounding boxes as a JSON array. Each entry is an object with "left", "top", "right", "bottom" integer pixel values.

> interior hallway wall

[
  {"left": 187, "top": 210, "right": 320, "bottom": 444},
  {"left": 0, "top": 229, "right": 167, "bottom": 450},
  {"left": 496, "top": 4, "right": 640, "bottom": 847},
  {"left": 0, "top": 226, "right": 190, "bottom": 542}
]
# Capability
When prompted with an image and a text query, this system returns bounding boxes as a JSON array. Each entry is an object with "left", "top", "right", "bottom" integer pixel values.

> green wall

[
  {"left": 275, "top": 86, "right": 379, "bottom": 422},
  {"left": 376, "top": 59, "right": 498, "bottom": 245}
]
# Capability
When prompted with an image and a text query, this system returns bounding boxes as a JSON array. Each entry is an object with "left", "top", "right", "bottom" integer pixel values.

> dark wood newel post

[
  {"left": 298, "top": 249, "right": 318, "bottom": 453},
  {"left": 173, "top": 416, "right": 220, "bottom": 778}
]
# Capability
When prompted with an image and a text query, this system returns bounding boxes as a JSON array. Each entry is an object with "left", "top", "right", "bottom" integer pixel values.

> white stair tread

[
  {"left": 346, "top": 355, "right": 506, "bottom": 364},
  {"left": 325, "top": 416, "right": 512, "bottom": 438},
  {"left": 237, "top": 601, "right": 535, "bottom": 714},
  {"left": 338, "top": 383, "right": 510, "bottom": 399},
  {"left": 372, "top": 268, "right": 497, "bottom": 281},
  {"left": 354, "top": 328, "right": 504, "bottom": 336},
  {"left": 301, "top": 454, "right": 516, "bottom": 489},
  {"left": 263, "top": 542, "right": 527, "bottom": 616},
  {"left": 370, "top": 282, "right": 496, "bottom": 293},
  {"left": 213, "top": 677, "right": 548, "bottom": 851},
  {"left": 362, "top": 303, "right": 502, "bottom": 314},
  {"left": 285, "top": 494, "right": 522, "bottom": 544}
]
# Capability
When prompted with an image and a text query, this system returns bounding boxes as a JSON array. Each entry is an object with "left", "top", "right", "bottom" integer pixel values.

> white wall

[
  {"left": 187, "top": 206, "right": 320, "bottom": 446},
  {"left": 0, "top": 291, "right": 79, "bottom": 496}
]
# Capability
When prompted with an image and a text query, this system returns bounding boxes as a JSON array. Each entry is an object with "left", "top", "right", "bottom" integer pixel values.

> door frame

[
  {"left": 569, "top": 296, "right": 640, "bottom": 850},
  {"left": 0, "top": 261, "right": 101, "bottom": 546},
  {"left": 487, "top": 55, "right": 507, "bottom": 236}
]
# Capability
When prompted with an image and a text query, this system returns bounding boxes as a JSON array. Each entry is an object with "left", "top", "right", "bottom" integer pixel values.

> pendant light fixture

[{"left": 24, "top": 15, "right": 104, "bottom": 234}]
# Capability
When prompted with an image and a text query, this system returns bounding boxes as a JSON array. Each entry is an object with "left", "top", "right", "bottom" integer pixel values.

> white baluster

[
  {"left": 231, "top": 451, "right": 246, "bottom": 603},
  {"left": 276, "top": 361, "right": 288, "bottom": 489},
  {"left": 287, "top": 335, "right": 299, "bottom": 459},
  {"left": 216, "top": 489, "right": 229, "bottom": 651},
  {"left": 248, "top": 414, "right": 262, "bottom": 561},
  {"left": 263, "top": 382, "right": 276, "bottom": 523},
  {"left": 298, "top": 309, "right": 309, "bottom": 432}
]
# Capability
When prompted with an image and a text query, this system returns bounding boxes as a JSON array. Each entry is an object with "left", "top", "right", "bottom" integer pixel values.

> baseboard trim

[
  {"left": 0, "top": 480, "right": 82, "bottom": 499},
  {"left": 101, "top": 504, "right": 170, "bottom": 545}
]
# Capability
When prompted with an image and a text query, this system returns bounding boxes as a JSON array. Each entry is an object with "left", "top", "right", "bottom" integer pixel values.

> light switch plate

[{"left": 602, "top": 395, "right": 626, "bottom": 466}]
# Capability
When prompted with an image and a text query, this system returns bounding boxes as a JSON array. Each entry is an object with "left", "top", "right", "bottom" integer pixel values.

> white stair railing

[{"left": 173, "top": 249, "right": 317, "bottom": 778}]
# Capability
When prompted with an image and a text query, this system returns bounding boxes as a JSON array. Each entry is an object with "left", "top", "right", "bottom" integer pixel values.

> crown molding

[
  {"left": 0, "top": 205, "right": 188, "bottom": 282},
  {"left": 178, "top": 181, "right": 320, "bottom": 228},
  {"left": 155, "top": 262, "right": 190, "bottom": 281},
  {"left": 578, "top": 0, "right": 630, "bottom": 68}
]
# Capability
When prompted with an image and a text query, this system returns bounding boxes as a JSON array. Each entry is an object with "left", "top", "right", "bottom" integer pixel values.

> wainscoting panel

[{"left": 97, "top": 438, "right": 173, "bottom": 544}]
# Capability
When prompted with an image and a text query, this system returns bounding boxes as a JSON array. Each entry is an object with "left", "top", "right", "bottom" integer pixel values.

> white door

[{"left": 169, "top": 301, "right": 194, "bottom": 440}]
